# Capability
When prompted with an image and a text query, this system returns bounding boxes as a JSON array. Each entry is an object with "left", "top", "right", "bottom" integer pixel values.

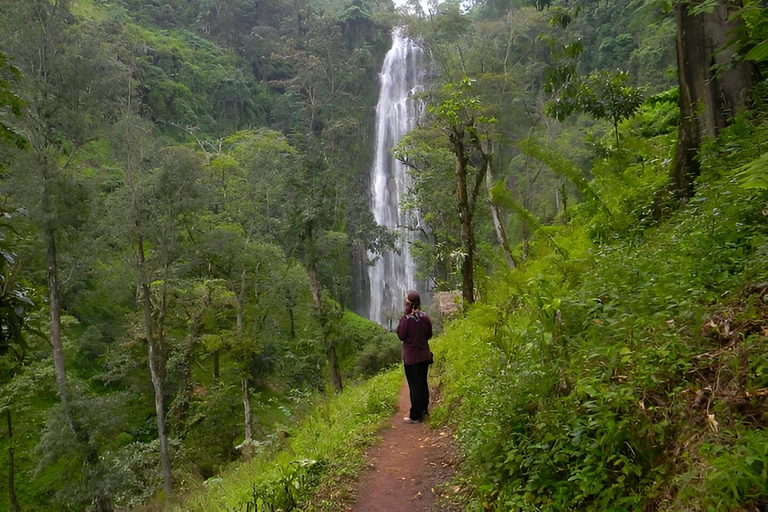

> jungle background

[{"left": 0, "top": 0, "right": 766, "bottom": 510}]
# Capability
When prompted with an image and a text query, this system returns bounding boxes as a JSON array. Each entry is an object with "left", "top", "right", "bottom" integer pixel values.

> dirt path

[{"left": 349, "top": 380, "right": 459, "bottom": 511}]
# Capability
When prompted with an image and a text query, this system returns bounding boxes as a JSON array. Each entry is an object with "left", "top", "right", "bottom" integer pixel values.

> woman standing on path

[{"left": 397, "top": 291, "right": 433, "bottom": 424}]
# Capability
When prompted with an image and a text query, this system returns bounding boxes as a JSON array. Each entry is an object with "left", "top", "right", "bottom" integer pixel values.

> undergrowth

[
  {"left": 431, "top": 116, "right": 768, "bottom": 510},
  {"left": 179, "top": 367, "right": 402, "bottom": 511}
]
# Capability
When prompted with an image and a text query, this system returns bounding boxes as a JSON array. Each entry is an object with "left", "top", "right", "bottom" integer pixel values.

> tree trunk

[
  {"left": 521, "top": 223, "right": 530, "bottom": 261},
  {"left": 452, "top": 131, "right": 475, "bottom": 304},
  {"left": 213, "top": 349, "right": 220, "bottom": 380},
  {"left": 521, "top": 151, "right": 533, "bottom": 261},
  {"left": 326, "top": 340, "right": 343, "bottom": 393},
  {"left": 7, "top": 409, "right": 20, "bottom": 512},
  {"left": 235, "top": 275, "right": 256, "bottom": 446},
  {"left": 138, "top": 235, "right": 173, "bottom": 499},
  {"left": 305, "top": 223, "right": 342, "bottom": 392},
  {"left": 42, "top": 178, "right": 76, "bottom": 434},
  {"left": 486, "top": 161, "right": 516, "bottom": 270},
  {"left": 306, "top": 234, "right": 323, "bottom": 311},
  {"left": 558, "top": 180, "right": 568, "bottom": 221},
  {"left": 288, "top": 305, "right": 296, "bottom": 339},
  {"left": 614, "top": 121, "right": 623, "bottom": 173},
  {"left": 237, "top": 269, "right": 246, "bottom": 342},
  {"left": 157, "top": 243, "right": 171, "bottom": 383},
  {"left": 671, "top": 0, "right": 756, "bottom": 199},
  {"left": 122, "top": 109, "right": 171, "bottom": 497},
  {"left": 241, "top": 376, "right": 253, "bottom": 443}
]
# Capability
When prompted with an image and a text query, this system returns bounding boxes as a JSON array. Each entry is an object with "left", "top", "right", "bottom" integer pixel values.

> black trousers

[{"left": 404, "top": 360, "right": 430, "bottom": 421}]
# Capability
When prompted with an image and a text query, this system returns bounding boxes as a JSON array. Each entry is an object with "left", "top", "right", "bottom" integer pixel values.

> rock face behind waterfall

[{"left": 362, "top": 30, "right": 426, "bottom": 327}]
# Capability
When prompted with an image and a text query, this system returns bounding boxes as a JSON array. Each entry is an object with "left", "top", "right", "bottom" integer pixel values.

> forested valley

[{"left": 0, "top": 0, "right": 766, "bottom": 510}]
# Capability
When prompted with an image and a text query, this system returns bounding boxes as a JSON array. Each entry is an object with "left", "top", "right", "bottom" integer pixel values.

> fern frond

[
  {"left": 736, "top": 153, "right": 768, "bottom": 190},
  {"left": 490, "top": 180, "right": 541, "bottom": 230},
  {"left": 519, "top": 139, "right": 611, "bottom": 215}
]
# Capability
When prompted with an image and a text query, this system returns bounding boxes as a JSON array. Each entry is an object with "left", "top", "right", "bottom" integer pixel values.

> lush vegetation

[
  {"left": 0, "top": 0, "right": 766, "bottom": 509},
  {"left": 0, "top": 0, "right": 401, "bottom": 509},
  {"left": 431, "top": 115, "right": 768, "bottom": 510},
  {"left": 183, "top": 368, "right": 402, "bottom": 510},
  {"left": 394, "top": 0, "right": 767, "bottom": 510}
]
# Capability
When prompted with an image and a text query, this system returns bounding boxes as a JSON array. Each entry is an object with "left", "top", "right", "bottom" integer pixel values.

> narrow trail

[{"left": 349, "top": 380, "right": 459, "bottom": 511}]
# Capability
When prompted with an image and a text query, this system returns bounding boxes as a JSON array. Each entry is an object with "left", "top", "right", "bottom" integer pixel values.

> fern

[
  {"left": 736, "top": 152, "right": 768, "bottom": 190},
  {"left": 519, "top": 138, "right": 611, "bottom": 214},
  {"left": 490, "top": 180, "right": 569, "bottom": 257},
  {"left": 490, "top": 180, "right": 541, "bottom": 230}
]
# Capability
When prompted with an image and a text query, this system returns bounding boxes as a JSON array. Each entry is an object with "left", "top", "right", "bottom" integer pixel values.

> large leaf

[
  {"left": 744, "top": 40, "right": 768, "bottom": 62},
  {"left": 736, "top": 153, "right": 768, "bottom": 190}
]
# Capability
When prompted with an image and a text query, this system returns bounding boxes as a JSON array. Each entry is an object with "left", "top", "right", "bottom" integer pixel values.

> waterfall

[{"left": 367, "top": 30, "right": 425, "bottom": 326}]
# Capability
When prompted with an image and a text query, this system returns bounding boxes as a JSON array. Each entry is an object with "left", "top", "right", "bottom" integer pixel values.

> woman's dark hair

[{"left": 406, "top": 290, "right": 421, "bottom": 310}]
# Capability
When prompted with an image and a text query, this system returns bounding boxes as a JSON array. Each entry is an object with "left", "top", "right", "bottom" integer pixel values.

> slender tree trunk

[
  {"left": 521, "top": 223, "right": 530, "bottom": 261},
  {"left": 213, "top": 349, "right": 220, "bottom": 380},
  {"left": 671, "top": 0, "right": 756, "bottom": 199},
  {"left": 238, "top": 269, "right": 246, "bottom": 340},
  {"left": 559, "top": 180, "right": 568, "bottom": 221},
  {"left": 171, "top": 333, "right": 197, "bottom": 430},
  {"left": 7, "top": 409, "right": 20, "bottom": 512},
  {"left": 306, "top": 232, "right": 323, "bottom": 311},
  {"left": 137, "top": 234, "right": 173, "bottom": 499},
  {"left": 157, "top": 244, "right": 171, "bottom": 383},
  {"left": 241, "top": 376, "right": 253, "bottom": 443},
  {"left": 326, "top": 340, "right": 343, "bottom": 393},
  {"left": 305, "top": 223, "right": 342, "bottom": 392},
  {"left": 288, "top": 304, "right": 296, "bottom": 339},
  {"left": 486, "top": 161, "right": 516, "bottom": 270},
  {"left": 614, "top": 122, "right": 623, "bottom": 173},
  {"left": 521, "top": 151, "right": 533, "bottom": 261},
  {"left": 452, "top": 131, "right": 475, "bottom": 304},
  {"left": 235, "top": 274, "right": 255, "bottom": 448},
  {"left": 121, "top": 105, "right": 171, "bottom": 496},
  {"left": 42, "top": 177, "right": 76, "bottom": 434}
]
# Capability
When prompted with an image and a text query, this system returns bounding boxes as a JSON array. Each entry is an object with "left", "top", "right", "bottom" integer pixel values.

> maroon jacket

[{"left": 397, "top": 310, "right": 433, "bottom": 365}]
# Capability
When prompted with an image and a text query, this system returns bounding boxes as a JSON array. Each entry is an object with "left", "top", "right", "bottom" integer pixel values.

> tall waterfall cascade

[{"left": 367, "top": 30, "right": 426, "bottom": 326}]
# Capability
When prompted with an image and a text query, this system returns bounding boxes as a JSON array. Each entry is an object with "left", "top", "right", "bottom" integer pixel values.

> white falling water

[{"left": 367, "top": 30, "right": 425, "bottom": 326}]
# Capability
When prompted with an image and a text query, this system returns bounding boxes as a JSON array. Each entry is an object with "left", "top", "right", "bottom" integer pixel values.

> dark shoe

[{"left": 403, "top": 416, "right": 421, "bottom": 424}]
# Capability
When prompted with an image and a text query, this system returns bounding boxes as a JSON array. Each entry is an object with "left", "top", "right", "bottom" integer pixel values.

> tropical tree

[
  {"left": 398, "top": 79, "right": 495, "bottom": 305},
  {"left": 546, "top": 68, "right": 643, "bottom": 172},
  {"left": 670, "top": 0, "right": 758, "bottom": 200},
  {"left": 0, "top": 1, "right": 122, "bottom": 439}
]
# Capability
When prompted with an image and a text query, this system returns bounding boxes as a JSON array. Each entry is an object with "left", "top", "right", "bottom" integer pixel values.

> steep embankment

[
  {"left": 428, "top": 118, "right": 768, "bottom": 510},
  {"left": 180, "top": 369, "right": 403, "bottom": 510}
]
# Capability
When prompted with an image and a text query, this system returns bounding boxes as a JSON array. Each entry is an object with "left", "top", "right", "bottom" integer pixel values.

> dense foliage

[
  {"left": 432, "top": 115, "right": 768, "bottom": 510},
  {"left": 0, "top": 0, "right": 766, "bottom": 509},
  {"left": 0, "top": 0, "right": 400, "bottom": 508},
  {"left": 401, "top": 0, "right": 768, "bottom": 510}
]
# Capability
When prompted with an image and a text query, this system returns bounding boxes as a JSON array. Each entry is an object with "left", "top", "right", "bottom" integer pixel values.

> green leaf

[
  {"left": 736, "top": 153, "right": 768, "bottom": 190},
  {"left": 744, "top": 40, "right": 768, "bottom": 62}
]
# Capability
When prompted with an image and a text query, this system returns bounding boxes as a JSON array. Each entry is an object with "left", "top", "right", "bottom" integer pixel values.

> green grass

[{"left": 179, "top": 368, "right": 403, "bottom": 510}]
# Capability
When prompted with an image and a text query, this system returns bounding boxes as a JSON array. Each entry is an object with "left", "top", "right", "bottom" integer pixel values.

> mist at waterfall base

[{"left": 363, "top": 30, "right": 427, "bottom": 328}]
